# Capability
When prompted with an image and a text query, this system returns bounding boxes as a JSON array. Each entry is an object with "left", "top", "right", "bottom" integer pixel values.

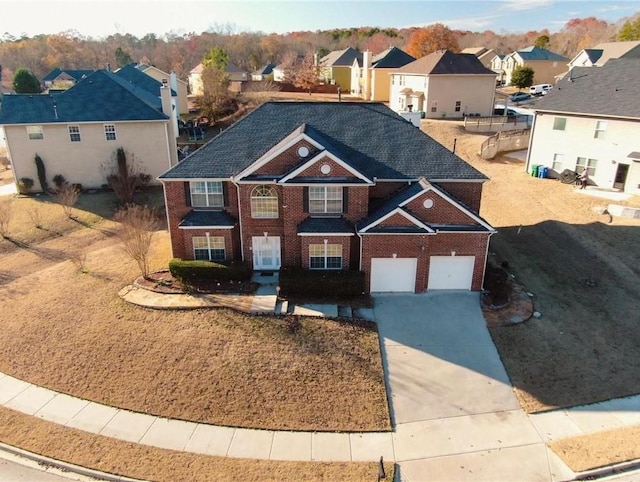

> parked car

[{"left": 509, "top": 92, "right": 532, "bottom": 103}]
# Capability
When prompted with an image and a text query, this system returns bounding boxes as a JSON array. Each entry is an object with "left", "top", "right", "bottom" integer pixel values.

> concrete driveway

[{"left": 373, "top": 292, "right": 573, "bottom": 481}]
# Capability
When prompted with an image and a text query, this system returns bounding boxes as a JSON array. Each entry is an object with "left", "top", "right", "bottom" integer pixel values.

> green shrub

[
  {"left": 34, "top": 154, "right": 48, "bottom": 192},
  {"left": 53, "top": 174, "right": 67, "bottom": 189},
  {"left": 279, "top": 269, "right": 366, "bottom": 299},
  {"left": 169, "top": 258, "right": 251, "bottom": 283},
  {"left": 17, "top": 177, "right": 34, "bottom": 194}
]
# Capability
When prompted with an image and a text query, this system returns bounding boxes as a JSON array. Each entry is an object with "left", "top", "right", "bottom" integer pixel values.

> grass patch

[
  {"left": 549, "top": 425, "right": 640, "bottom": 472},
  {"left": 0, "top": 406, "right": 394, "bottom": 482}
]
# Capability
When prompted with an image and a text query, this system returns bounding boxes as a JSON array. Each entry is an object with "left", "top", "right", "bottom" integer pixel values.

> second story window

[
  {"left": 594, "top": 120, "right": 607, "bottom": 139},
  {"left": 309, "top": 186, "right": 342, "bottom": 214},
  {"left": 26, "top": 126, "right": 43, "bottom": 140},
  {"left": 553, "top": 117, "right": 567, "bottom": 131},
  {"left": 190, "top": 181, "right": 223, "bottom": 207},
  {"left": 68, "top": 125, "right": 81, "bottom": 142},
  {"left": 251, "top": 185, "right": 278, "bottom": 219},
  {"left": 104, "top": 124, "right": 117, "bottom": 141},
  {"left": 455, "top": 101, "right": 461, "bottom": 112}
]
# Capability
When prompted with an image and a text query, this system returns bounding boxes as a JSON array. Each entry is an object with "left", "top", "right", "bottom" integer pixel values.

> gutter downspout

[
  {"left": 524, "top": 112, "right": 538, "bottom": 174},
  {"left": 160, "top": 180, "right": 174, "bottom": 256},
  {"left": 233, "top": 178, "right": 245, "bottom": 263},
  {"left": 357, "top": 230, "right": 364, "bottom": 275},
  {"left": 480, "top": 230, "right": 496, "bottom": 291}
]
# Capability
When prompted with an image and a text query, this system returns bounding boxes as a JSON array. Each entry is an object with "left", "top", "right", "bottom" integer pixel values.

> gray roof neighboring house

[
  {"left": 395, "top": 50, "right": 496, "bottom": 76},
  {"left": 252, "top": 63, "right": 276, "bottom": 76},
  {"left": 42, "top": 68, "right": 95, "bottom": 83},
  {"left": 591, "top": 40, "right": 640, "bottom": 66},
  {"left": 115, "top": 63, "right": 177, "bottom": 103},
  {"left": 513, "top": 46, "right": 568, "bottom": 62},
  {"left": 371, "top": 47, "right": 416, "bottom": 69},
  {"left": 0, "top": 70, "right": 168, "bottom": 125},
  {"left": 159, "top": 102, "right": 487, "bottom": 181},
  {"left": 320, "top": 47, "right": 362, "bottom": 67},
  {"left": 534, "top": 59, "right": 640, "bottom": 119},
  {"left": 582, "top": 49, "right": 604, "bottom": 64}
]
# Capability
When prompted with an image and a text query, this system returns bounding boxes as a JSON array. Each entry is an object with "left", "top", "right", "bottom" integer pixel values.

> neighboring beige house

[
  {"left": 319, "top": 47, "right": 362, "bottom": 92},
  {"left": 0, "top": 70, "right": 177, "bottom": 191},
  {"left": 526, "top": 59, "right": 640, "bottom": 195},
  {"left": 501, "top": 46, "right": 568, "bottom": 85},
  {"left": 188, "top": 62, "right": 249, "bottom": 95},
  {"left": 490, "top": 54, "right": 506, "bottom": 84},
  {"left": 351, "top": 47, "right": 415, "bottom": 102},
  {"left": 251, "top": 63, "right": 276, "bottom": 81},
  {"left": 136, "top": 64, "right": 189, "bottom": 115},
  {"left": 568, "top": 40, "right": 640, "bottom": 69},
  {"left": 460, "top": 47, "right": 501, "bottom": 69},
  {"left": 41, "top": 68, "right": 94, "bottom": 90},
  {"left": 389, "top": 50, "right": 496, "bottom": 119}
]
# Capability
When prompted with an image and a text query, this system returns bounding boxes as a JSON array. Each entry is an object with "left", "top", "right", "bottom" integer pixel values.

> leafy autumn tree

[
  {"left": 534, "top": 35, "right": 550, "bottom": 48},
  {"left": 283, "top": 53, "right": 319, "bottom": 94},
  {"left": 194, "top": 64, "right": 237, "bottom": 122},
  {"left": 618, "top": 17, "right": 640, "bottom": 41},
  {"left": 406, "top": 23, "right": 459, "bottom": 58},
  {"left": 12, "top": 68, "right": 41, "bottom": 93},
  {"left": 511, "top": 66, "right": 534, "bottom": 90}
]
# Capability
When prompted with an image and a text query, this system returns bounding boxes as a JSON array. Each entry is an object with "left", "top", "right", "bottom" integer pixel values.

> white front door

[{"left": 252, "top": 236, "right": 281, "bottom": 270}]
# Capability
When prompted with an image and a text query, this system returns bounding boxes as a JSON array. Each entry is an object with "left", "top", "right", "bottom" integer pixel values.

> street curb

[
  {"left": 572, "top": 458, "right": 640, "bottom": 480},
  {"left": 0, "top": 441, "right": 146, "bottom": 482}
]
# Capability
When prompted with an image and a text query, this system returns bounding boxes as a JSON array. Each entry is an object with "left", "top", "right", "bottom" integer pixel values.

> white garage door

[
  {"left": 428, "top": 256, "right": 475, "bottom": 290},
  {"left": 370, "top": 258, "right": 417, "bottom": 292}
]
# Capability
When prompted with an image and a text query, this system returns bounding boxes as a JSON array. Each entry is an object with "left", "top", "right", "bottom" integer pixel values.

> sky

[{"left": 0, "top": 0, "right": 638, "bottom": 39}]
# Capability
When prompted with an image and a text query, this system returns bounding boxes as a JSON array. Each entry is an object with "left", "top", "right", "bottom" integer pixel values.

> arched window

[{"left": 251, "top": 185, "right": 278, "bottom": 219}]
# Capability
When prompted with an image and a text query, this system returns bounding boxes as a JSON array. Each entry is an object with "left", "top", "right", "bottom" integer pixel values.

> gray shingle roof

[
  {"left": 371, "top": 47, "right": 416, "bottom": 69},
  {"left": 396, "top": 50, "right": 496, "bottom": 75},
  {"left": 320, "top": 47, "right": 362, "bottom": 67},
  {"left": 179, "top": 210, "right": 236, "bottom": 228},
  {"left": 535, "top": 59, "right": 640, "bottom": 119},
  {"left": 115, "top": 63, "right": 176, "bottom": 99},
  {"left": 297, "top": 216, "right": 354, "bottom": 234},
  {"left": 42, "top": 68, "right": 95, "bottom": 82},
  {"left": 0, "top": 70, "right": 168, "bottom": 125},
  {"left": 515, "top": 46, "right": 567, "bottom": 61},
  {"left": 160, "top": 102, "right": 487, "bottom": 181}
]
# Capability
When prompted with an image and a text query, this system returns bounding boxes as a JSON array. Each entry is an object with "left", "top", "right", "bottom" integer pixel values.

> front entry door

[
  {"left": 252, "top": 236, "right": 281, "bottom": 270},
  {"left": 614, "top": 163, "right": 630, "bottom": 190}
]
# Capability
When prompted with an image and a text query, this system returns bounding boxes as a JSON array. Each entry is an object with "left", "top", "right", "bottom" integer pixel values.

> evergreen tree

[
  {"left": 511, "top": 66, "right": 535, "bottom": 90},
  {"left": 12, "top": 68, "right": 41, "bottom": 93}
]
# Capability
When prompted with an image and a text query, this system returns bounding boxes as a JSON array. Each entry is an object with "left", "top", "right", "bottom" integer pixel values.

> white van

[{"left": 530, "top": 84, "right": 553, "bottom": 96}]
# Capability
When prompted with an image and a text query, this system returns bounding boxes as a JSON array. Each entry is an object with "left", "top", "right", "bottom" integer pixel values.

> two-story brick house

[{"left": 160, "top": 102, "right": 495, "bottom": 293}]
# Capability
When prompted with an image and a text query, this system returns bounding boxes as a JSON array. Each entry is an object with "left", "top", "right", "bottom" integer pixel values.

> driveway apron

[{"left": 373, "top": 292, "right": 571, "bottom": 481}]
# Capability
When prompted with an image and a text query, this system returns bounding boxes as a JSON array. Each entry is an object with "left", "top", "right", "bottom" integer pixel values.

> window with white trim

[
  {"left": 430, "top": 100, "right": 437, "bottom": 113},
  {"left": 104, "top": 124, "right": 116, "bottom": 141},
  {"left": 309, "top": 186, "right": 342, "bottom": 214},
  {"left": 576, "top": 157, "right": 598, "bottom": 176},
  {"left": 251, "top": 185, "right": 278, "bottom": 218},
  {"left": 552, "top": 153, "right": 564, "bottom": 171},
  {"left": 309, "top": 243, "right": 342, "bottom": 269},
  {"left": 190, "top": 181, "right": 223, "bottom": 207},
  {"left": 553, "top": 117, "right": 566, "bottom": 131},
  {"left": 454, "top": 101, "right": 461, "bottom": 112},
  {"left": 26, "top": 126, "right": 43, "bottom": 140},
  {"left": 594, "top": 120, "right": 607, "bottom": 139},
  {"left": 193, "top": 236, "right": 225, "bottom": 261},
  {"left": 68, "top": 125, "right": 81, "bottom": 142}
]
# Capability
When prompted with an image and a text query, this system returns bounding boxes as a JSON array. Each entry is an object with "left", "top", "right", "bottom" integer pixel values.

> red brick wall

[
  {"left": 296, "top": 156, "right": 355, "bottom": 178},
  {"left": 163, "top": 181, "right": 192, "bottom": 260},
  {"left": 404, "top": 191, "right": 478, "bottom": 225},
  {"left": 434, "top": 182, "right": 484, "bottom": 213},
  {"left": 370, "top": 182, "right": 408, "bottom": 200},
  {"left": 253, "top": 140, "right": 320, "bottom": 176},
  {"left": 377, "top": 212, "right": 418, "bottom": 228},
  {"left": 299, "top": 236, "right": 353, "bottom": 270},
  {"left": 344, "top": 187, "right": 368, "bottom": 223},
  {"left": 361, "top": 232, "right": 490, "bottom": 292}
]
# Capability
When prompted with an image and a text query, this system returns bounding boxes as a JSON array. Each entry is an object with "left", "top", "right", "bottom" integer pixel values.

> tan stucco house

[
  {"left": 0, "top": 70, "right": 178, "bottom": 191},
  {"left": 389, "top": 50, "right": 496, "bottom": 119},
  {"left": 188, "top": 62, "right": 248, "bottom": 96},
  {"left": 318, "top": 47, "right": 362, "bottom": 92},
  {"left": 526, "top": 60, "right": 640, "bottom": 195},
  {"left": 500, "top": 46, "right": 568, "bottom": 85},
  {"left": 351, "top": 47, "right": 415, "bottom": 102}
]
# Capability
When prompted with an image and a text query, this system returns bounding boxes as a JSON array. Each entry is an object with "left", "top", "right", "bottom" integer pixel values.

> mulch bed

[
  {"left": 134, "top": 270, "right": 258, "bottom": 295},
  {"left": 481, "top": 263, "right": 534, "bottom": 327}
]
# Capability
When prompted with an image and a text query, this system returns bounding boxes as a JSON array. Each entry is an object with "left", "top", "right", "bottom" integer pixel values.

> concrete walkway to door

[{"left": 373, "top": 292, "right": 573, "bottom": 481}]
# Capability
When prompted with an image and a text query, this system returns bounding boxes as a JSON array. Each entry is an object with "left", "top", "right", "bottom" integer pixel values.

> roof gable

[
  {"left": 115, "top": 63, "right": 176, "bottom": 99},
  {"left": 396, "top": 50, "right": 496, "bottom": 76},
  {"left": 514, "top": 46, "right": 567, "bottom": 61},
  {"left": 42, "top": 68, "right": 94, "bottom": 82},
  {"left": 371, "top": 47, "right": 416, "bottom": 69},
  {"left": 160, "top": 102, "right": 487, "bottom": 182},
  {"left": 592, "top": 41, "right": 640, "bottom": 66},
  {"left": 0, "top": 70, "right": 168, "bottom": 125},
  {"left": 320, "top": 47, "right": 362, "bottom": 67},
  {"left": 279, "top": 150, "right": 373, "bottom": 184}
]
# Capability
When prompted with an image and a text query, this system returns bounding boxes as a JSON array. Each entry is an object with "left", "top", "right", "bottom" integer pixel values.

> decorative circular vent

[
  {"left": 297, "top": 146, "right": 310, "bottom": 157},
  {"left": 423, "top": 199, "right": 434, "bottom": 209},
  {"left": 320, "top": 164, "right": 331, "bottom": 174}
]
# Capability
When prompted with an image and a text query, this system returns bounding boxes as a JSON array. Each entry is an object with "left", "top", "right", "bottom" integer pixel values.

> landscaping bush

[
  {"left": 169, "top": 259, "right": 251, "bottom": 283},
  {"left": 483, "top": 264, "right": 511, "bottom": 307},
  {"left": 16, "top": 177, "right": 34, "bottom": 194},
  {"left": 279, "top": 269, "right": 366, "bottom": 299}
]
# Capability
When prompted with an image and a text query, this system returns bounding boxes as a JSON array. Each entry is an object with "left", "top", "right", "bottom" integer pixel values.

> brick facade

[
  {"left": 405, "top": 191, "right": 479, "bottom": 225},
  {"left": 433, "top": 182, "right": 483, "bottom": 213}
]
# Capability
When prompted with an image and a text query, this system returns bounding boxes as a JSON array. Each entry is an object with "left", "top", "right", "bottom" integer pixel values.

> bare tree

[
  {"left": 0, "top": 198, "right": 12, "bottom": 238},
  {"left": 103, "top": 148, "right": 151, "bottom": 205},
  {"left": 55, "top": 183, "right": 80, "bottom": 218},
  {"left": 114, "top": 204, "right": 160, "bottom": 279}
]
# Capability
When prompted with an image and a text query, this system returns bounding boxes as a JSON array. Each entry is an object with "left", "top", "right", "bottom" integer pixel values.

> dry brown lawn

[
  {"left": 422, "top": 119, "right": 640, "bottom": 413},
  {"left": 0, "top": 192, "right": 389, "bottom": 432},
  {"left": 549, "top": 424, "right": 640, "bottom": 472},
  {"left": 0, "top": 407, "right": 394, "bottom": 482}
]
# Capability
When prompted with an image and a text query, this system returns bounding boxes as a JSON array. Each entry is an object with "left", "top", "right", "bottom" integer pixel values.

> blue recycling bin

[{"left": 538, "top": 166, "right": 548, "bottom": 178}]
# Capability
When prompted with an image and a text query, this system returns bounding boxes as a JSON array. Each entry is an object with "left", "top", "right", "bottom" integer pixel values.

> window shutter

[
  {"left": 303, "top": 187, "right": 309, "bottom": 213},
  {"left": 222, "top": 182, "right": 229, "bottom": 207},
  {"left": 342, "top": 187, "right": 348, "bottom": 214},
  {"left": 184, "top": 182, "right": 191, "bottom": 207}
]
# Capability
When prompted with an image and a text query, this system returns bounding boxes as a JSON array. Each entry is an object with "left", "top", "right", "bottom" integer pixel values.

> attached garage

[
  {"left": 428, "top": 256, "right": 475, "bottom": 290},
  {"left": 370, "top": 258, "right": 417, "bottom": 292}
]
